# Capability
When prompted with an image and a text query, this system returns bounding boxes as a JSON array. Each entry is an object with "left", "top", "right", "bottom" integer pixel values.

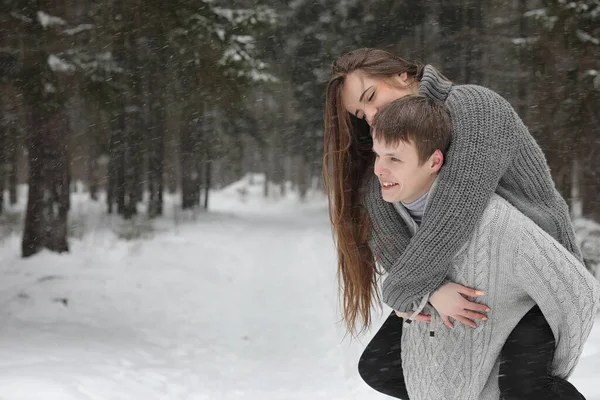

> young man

[{"left": 362, "top": 95, "right": 599, "bottom": 400}]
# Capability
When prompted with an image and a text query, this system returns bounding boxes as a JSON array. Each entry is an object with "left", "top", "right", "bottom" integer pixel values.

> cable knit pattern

[
  {"left": 364, "top": 65, "right": 583, "bottom": 313},
  {"left": 399, "top": 195, "right": 600, "bottom": 400}
]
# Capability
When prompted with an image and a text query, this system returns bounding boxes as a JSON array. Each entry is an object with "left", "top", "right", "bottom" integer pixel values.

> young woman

[{"left": 323, "top": 48, "right": 586, "bottom": 399}]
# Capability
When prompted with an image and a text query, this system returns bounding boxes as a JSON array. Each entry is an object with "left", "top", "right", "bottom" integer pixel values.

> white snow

[
  {"left": 576, "top": 29, "right": 600, "bottom": 45},
  {"left": 0, "top": 176, "right": 598, "bottom": 399},
  {"left": 48, "top": 54, "right": 75, "bottom": 73},
  {"left": 64, "top": 24, "right": 94, "bottom": 36},
  {"left": 37, "top": 11, "right": 66, "bottom": 28}
]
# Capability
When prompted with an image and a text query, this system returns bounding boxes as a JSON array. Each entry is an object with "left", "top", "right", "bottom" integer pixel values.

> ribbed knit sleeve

[{"left": 378, "top": 84, "right": 521, "bottom": 312}]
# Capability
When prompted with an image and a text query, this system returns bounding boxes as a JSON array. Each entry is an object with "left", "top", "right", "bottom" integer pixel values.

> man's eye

[
  {"left": 391, "top": 157, "right": 401, "bottom": 162},
  {"left": 368, "top": 92, "right": 375, "bottom": 102}
]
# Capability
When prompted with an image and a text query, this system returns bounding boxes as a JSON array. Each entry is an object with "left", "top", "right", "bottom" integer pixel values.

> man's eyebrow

[{"left": 372, "top": 148, "right": 400, "bottom": 157}]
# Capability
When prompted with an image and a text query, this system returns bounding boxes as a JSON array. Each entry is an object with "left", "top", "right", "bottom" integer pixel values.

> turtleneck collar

[
  {"left": 418, "top": 65, "right": 453, "bottom": 103},
  {"left": 401, "top": 191, "right": 428, "bottom": 225}
]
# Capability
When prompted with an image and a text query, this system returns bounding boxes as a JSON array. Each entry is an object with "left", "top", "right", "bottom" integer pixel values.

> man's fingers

[
  {"left": 414, "top": 314, "right": 432, "bottom": 322},
  {"left": 453, "top": 315, "right": 477, "bottom": 329}
]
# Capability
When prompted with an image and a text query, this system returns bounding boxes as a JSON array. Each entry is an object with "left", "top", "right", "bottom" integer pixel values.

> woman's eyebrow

[
  {"left": 359, "top": 85, "right": 373, "bottom": 103},
  {"left": 354, "top": 85, "right": 373, "bottom": 118}
]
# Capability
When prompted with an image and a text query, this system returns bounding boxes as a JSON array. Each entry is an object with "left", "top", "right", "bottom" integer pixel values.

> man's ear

[{"left": 430, "top": 149, "right": 444, "bottom": 174}]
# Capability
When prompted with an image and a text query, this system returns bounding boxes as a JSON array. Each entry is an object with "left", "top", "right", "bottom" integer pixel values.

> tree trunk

[
  {"left": 128, "top": 3, "right": 145, "bottom": 206},
  {"left": 22, "top": 108, "right": 70, "bottom": 257},
  {"left": 8, "top": 124, "right": 18, "bottom": 205},
  {"left": 466, "top": 0, "right": 485, "bottom": 85},
  {"left": 197, "top": 147, "right": 204, "bottom": 207},
  {"left": 147, "top": 44, "right": 166, "bottom": 218},
  {"left": 438, "top": 0, "right": 465, "bottom": 82},
  {"left": 108, "top": 3, "right": 139, "bottom": 219},
  {"left": 0, "top": 119, "right": 6, "bottom": 214},
  {"left": 180, "top": 115, "right": 203, "bottom": 209},
  {"left": 570, "top": 158, "right": 582, "bottom": 219},
  {"left": 106, "top": 118, "right": 117, "bottom": 214},
  {"left": 180, "top": 120, "right": 195, "bottom": 209},
  {"left": 297, "top": 155, "right": 310, "bottom": 201},
  {"left": 204, "top": 153, "right": 211, "bottom": 210},
  {"left": 87, "top": 135, "right": 99, "bottom": 201}
]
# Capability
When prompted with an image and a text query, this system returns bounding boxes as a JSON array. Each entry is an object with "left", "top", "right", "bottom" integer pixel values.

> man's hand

[
  {"left": 429, "top": 282, "right": 490, "bottom": 329},
  {"left": 394, "top": 311, "right": 431, "bottom": 322}
]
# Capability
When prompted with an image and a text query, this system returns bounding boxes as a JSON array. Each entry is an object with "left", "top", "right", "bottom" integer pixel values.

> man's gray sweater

[
  {"left": 364, "top": 65, "right": 583, "bottom": 313},
  {"left": 395, "top": 193, "right": 599, "bottom": 400}
]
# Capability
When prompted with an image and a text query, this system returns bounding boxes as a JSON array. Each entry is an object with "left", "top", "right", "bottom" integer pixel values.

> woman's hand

[
  {"left": 429, "top": 282, "right": 490, "bottom": 329},
  {"left": 394, "top": 311, "right": 431, "bottom": 322}
]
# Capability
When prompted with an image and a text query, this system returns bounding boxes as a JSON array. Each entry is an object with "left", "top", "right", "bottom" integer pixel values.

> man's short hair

[{"left": 372, "top": 95, "right": 452, "bottom": 165}]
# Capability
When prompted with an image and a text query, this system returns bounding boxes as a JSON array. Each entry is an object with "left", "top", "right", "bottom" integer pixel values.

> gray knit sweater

[
  {"left": 395, "top": 193, "right": 600, "bottom": 400},
  {"left": 364, "top": 65, "right": 583, "bottom": 313}
]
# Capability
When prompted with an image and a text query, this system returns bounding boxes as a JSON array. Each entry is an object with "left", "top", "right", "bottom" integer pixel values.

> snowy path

[{"left": 0, "top": 188, "right": 598, "bottom": 399}]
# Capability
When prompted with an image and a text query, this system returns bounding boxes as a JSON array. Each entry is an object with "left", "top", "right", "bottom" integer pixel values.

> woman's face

[{"left": 341, "top": 71, "right": 418, "bottom": 126}]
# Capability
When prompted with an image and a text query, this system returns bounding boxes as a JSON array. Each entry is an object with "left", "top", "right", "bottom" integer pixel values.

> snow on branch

[
  {"left": 37, "top": 11, "right": 66, "bottom": 28},
  {"left": 213, "top": 6, "right": 277, "bottom": 26},
  {"left": 10, "top": 12, "right": 33, "bottom": 24},
  {"left": 557, "top": 0, "right": 600, "bottom": 15},
  {"left": 220, "top": 44, "right": 278, "bottom": 83},
  {"left": 511, "top": 37, "right": 539, "bottom": 46},
  {"left": 524, "top": 8, "right": 548, "bottom": 17},
  {"left": 523, "top": 8, "right": 559, "bottom": 28},
  {"left": 576, "top": 29, "right": 600, "bottom": 44},
  {"left": 64, "top": 24, "right": 94, "bottom": 36},
  {"left": 588, "top": 70, "right": 600, "bottom": 90},
  {"left": 59, "top": 50, "right": 123, "bottom": 81},
  {"left": 176, "top": 3, "right": 278, "bottom": 85},
  {"left": 48, "top": 54, "right": 75, "bottom": 72}
]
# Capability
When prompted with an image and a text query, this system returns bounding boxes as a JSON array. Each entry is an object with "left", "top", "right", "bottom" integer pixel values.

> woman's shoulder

[{"left": 446, "top": 83, "right": 514, "bottom": 112}]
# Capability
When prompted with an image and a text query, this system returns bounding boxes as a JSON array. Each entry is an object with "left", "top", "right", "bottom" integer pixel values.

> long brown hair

[{"left": 323, "top": 48, "right": 424, "bottom": 336}]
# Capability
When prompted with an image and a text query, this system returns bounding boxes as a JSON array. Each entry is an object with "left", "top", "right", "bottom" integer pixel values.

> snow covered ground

[{"left": 0, "top": 176, "right": 598, "bottom": 400}]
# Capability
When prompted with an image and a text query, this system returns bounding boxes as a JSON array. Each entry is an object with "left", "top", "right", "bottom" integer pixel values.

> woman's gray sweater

[
  {"left": 395, "top": 193, "right": 599, "bottom": 399},
  {"left": 364, "top": 65, "right": 583, "bottom": 314}
]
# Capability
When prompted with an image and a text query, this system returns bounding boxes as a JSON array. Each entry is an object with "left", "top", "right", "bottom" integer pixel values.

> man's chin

[{"left": 381, "top": 192, "right": 400, "bottom": 203}]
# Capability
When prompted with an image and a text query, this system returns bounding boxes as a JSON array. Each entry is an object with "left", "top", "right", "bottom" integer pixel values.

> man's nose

[{"left": 374, "top": 158, "right": 386, "bottom": 176}]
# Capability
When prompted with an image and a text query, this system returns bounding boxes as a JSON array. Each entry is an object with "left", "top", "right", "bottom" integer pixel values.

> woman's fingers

[
  {"left": 456, "top": 284, "right": 485, "bottom": 297},
  {"left": 453, "top": 315, "right": 477, "bottom": 329},
  {"left": 463, "top": 300, "right": 491, "bottom": 313},
  {"left": 440, "top": 314, "right": 454, "bottom": 329},
  {"left": 460, "top": 309, "right": 488, "bottom": 321}
]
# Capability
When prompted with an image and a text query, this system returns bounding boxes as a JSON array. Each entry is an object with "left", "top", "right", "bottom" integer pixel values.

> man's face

[{"left": 372, "top": 137, "right": 441, "bottom": 204}]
